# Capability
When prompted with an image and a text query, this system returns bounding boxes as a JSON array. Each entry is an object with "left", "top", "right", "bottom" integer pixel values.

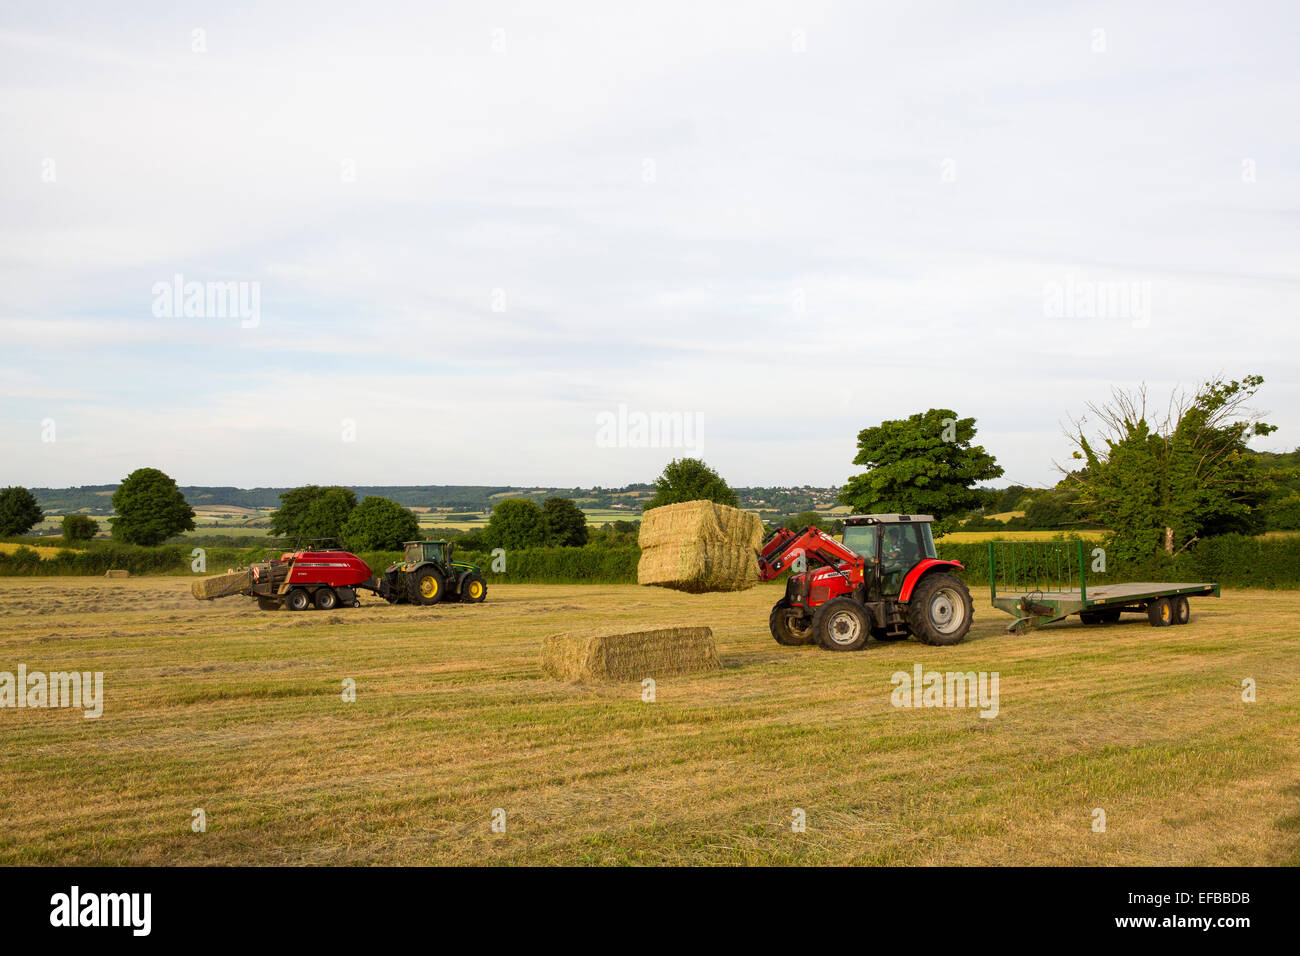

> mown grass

[{"left": 0, "top": 578, "right": 1296, "bottom": 865}]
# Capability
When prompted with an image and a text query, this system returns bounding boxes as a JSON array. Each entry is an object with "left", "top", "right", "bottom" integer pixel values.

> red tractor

[{"left": 760, "top": 514, "right": 973, "bottom": 650}]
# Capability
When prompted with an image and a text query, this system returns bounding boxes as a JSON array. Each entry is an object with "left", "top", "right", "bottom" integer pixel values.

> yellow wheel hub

[
  {"left": 419, "top": 576, "right": 439, "bottom": 598},
  {"left": 469, "top": 581, "right": 483, "bottom": 598}
]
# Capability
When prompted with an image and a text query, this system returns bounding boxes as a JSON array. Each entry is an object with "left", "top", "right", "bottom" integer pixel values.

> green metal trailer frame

[{"left": 987, "top": 540, "right": 1219, "bottom": 632}]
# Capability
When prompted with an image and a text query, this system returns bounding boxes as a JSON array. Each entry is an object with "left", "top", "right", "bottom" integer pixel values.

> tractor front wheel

[
  {"left": 460, "top": 573, "right": 488, "bottom": 603},
  {"left": 814, "top": 598, "right": 871, "bottom": 651},
  {"left": 908, "top": 573, "right": 973, "bottom": 646},
  {"left": 770, "top": 598, "right": 815, "bottom": 646},
  {"left": 409, "top": 568, "right": 446, "bottom": 606}
]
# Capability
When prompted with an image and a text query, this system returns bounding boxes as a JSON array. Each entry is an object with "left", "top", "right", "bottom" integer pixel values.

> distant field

[
  {"left": 938, "top": 530, "right": 1104, "bottom": 544},
  {"left": 0, "top": 542, "right": 76, "bottom": 558},
  {"left": 1, "top": 578, "right": 1294, "bottom": 865}
]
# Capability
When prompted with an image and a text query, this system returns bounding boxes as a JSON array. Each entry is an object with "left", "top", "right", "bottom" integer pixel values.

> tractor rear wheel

[
  {"left": 770, "top": 598, "right": 815, "bottom": 646},
  {"left": 908, "top": 573, "right": 973, "bottom": 646},
  {"left": 285, "top": 589, "right": 311, "bottom": 612},
  {"left": 460, "top": 573, "right": 488, "bottom": 603},
  {"left": 409, "top": 567, "right": 445, "bottom": 606},
  {"left": 1171, "top": 595, "right": 1190, "bottom": 625},
  {"left": 814, "top": 597, "right": 871, "bottom": 651},
  {"left": 1147, "top": 597, "right": 1173, "bottom": 627}
]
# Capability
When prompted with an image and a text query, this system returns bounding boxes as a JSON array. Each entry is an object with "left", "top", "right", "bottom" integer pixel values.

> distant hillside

[{"left": 33, "top": 483, "right": 842, "bottom": 517}]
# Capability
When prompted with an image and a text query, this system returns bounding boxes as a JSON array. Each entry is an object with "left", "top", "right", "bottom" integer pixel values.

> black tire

[
  {"left": 314, "top": 588, "right": 338, "bottom": 611},
  {"left": 285, "top": 589, "right": 311, "bottom": 612},
  {"left": 1147, "top": 597, "right": 1173, "bottom": 627},
  {"left": 460, "top": 572, "right": 488, "bottom": 603},
  {"left": 256, "top": 596, "right": 281, "bottom": 612},
  {"left": 908, "top": 573, "right": 973, "bottom": 646},
  {"left": 871, "top": 626, "right": 909, "bottom": 642},
  {"left": 1170, "top": 595, "right": 1190, "bottom": 625},
  {"left": 770, "top": 598, "right": 815, "bottom": 646},
  {"left": 813, "top": 597, "right": 871, "bottom": 651},
  {"left": 1080, "top": 607, "right": 1122, "bottom": 625},
  {"left": 409, "top": 567, "right": 446, "bottom": 606}
]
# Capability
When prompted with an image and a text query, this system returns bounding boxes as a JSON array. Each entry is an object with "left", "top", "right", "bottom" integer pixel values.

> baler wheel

[
  {"left": 314, "top": 588, "right": 338, "bottom": 610},
  {"left": 285, "top": 589, "right": 311, "bottom": 612}
]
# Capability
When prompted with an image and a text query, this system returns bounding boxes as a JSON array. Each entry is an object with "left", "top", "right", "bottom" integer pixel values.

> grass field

[
  {"left": 1, "top": 578, "right": 1296, "bottom": 866},
  {"left": 937, "top": 530, "right": 1105, "bottom": 543}
]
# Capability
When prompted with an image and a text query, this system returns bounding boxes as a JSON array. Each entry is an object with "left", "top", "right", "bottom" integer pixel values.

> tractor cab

[
  {"left": 404, "top": 540, "right": 452, "bottom": 568},
  {"left": 841, "top": 514, "right": 938, "bottom": 595}
]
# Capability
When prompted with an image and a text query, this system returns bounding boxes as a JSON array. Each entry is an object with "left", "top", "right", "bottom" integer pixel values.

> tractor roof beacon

[
  {"left": 759, "top": 513, "right": 973, "bottom": 651},
  {"left": 380, "top": 540, "right": 488, "bottom": 606}
]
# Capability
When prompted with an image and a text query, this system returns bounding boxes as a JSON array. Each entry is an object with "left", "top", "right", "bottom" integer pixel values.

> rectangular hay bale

[
  {"left": 542, "top": 626, "right": 719, "bottom": 682},
  {"left": 191, "top": 569, "right": 251, "bottom": 601},
  {"left": 637, "top": 500, "right": 763, "bottom": 593}
]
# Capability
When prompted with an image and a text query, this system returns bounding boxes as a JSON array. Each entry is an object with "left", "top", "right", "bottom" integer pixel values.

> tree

[
  {"left": 61, "top": 514, "right": 100, "bottom": 542},
  {"left": 542, "top": 497, "right": 589, "bottom": 546},
  {"left": 782, "top": 510, "right": 826, "bottom": 532},
  {"left": 644, "top": 458, "right": 739, "bottom": 510},
  {"left": 270, "top": 486, "right": 357, "bottom": 540},
  {"left": 340, "top": 496, "right": 420, "bottom": 551},
  {"left": 110, "top": 468, "right": 196, "bottom": 545},
  {"left": 0, "top": 486, "right": 43, "bottom": 536},
  {"left": 839, "top": 410, "right": 1004, "bottom": 533},
  {"left": 484, "top": 498, "right": 551, "bottom": 549},
  {"left": 1066, "top": 375, "right": 1276, "bottom": 563}
]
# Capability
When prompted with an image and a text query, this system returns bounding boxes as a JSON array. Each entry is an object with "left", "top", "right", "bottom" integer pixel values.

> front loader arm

[{"left": 758, "top": 526, "right": 863, "bottom": 581}]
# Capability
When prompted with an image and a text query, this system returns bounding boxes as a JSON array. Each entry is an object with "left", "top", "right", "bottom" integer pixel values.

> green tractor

[{"left": 378, "top": 540, "right": 488, "bottom": 606}]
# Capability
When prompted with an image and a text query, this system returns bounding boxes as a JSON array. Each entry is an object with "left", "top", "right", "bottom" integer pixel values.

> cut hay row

[
  {"left": 190, "top": 569, "right": 251, "bottom": 601},
  {"left": 541, "top": 626, "right": 718, "bottom": 682},
  {"left": 637, "top": 500, "right": 763, "bottom": 593}
]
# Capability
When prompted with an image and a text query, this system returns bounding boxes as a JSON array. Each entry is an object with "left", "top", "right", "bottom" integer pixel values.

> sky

[{"left": 2, "top": 0, "right": 1298, "bottom": 491}]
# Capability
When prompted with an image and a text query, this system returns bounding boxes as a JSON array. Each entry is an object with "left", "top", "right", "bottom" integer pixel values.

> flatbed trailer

[{"left": 987, "top": 540, "right": 1219, "bottom": 632}]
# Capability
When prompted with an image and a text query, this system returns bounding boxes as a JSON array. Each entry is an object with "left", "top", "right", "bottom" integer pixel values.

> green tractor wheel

[{"left": 409, "top": 567, "right": 446, "bottom": 606}]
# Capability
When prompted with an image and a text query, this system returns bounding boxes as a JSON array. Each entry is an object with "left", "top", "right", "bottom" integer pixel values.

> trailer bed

[{"left": 986, "top": 542, "right": 1219, "bottom": 631}]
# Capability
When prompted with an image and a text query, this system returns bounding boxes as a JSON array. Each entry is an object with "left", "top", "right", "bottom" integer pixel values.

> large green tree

[
  {"left": 270, "top": 485, "right": 358, "bottom": 541},
  {"left": 341, "top": 496, "right": 420, "bottom": 551},
  {"left": 0, "top": 486, "right": 43, "bottom": 536},
  {"left": 839, "top": 409, "right": 1003, "bottom": 533},
  {"left": 1066, "top": 375, "right": 1275, "bottom": 562},
  {"left": 542, "top": 497, "right": 589, "bottom": 546},
  {"left": 644, "top": 458, "right": 739, "bottom": 509},
  {"left": 110, "top": 468, "right": 196, "bottom": 545},
  {"left": 484, "top": 498, "right": 551, "bottom": 549}
]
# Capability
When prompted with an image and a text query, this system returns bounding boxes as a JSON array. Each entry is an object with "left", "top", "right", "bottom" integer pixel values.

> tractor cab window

[
  {"left": 919, "top": 523, "right": 937, "bottom": 559},
  {"left": 842, "top": 525, "right": 877, "bottom": 560},
  {"left": 405, "top": 544, "right": 422, "bottom": 564},
  {"left": 881, "top": 525, "right": 921, "bottom": 572}
]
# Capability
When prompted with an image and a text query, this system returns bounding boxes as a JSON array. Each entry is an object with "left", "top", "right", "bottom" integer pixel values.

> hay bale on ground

[
  {"left": 637, "top": 500, "right": 763, "bottom": 593},
  {"left": 191, "top": 569, "right": 251, "bottom": 601},
  {"left": 542, "top": 626, "right": 718, "bottom": 682},
  {"left": 104, "top": 570, "right": 129, "bottom": 579}
]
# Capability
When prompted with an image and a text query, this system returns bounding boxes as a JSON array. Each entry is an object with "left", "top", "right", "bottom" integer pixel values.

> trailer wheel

[
  {"left": 908, "top": 573, "right": 974, "bottom": 646},
  {"left": 814, "top": 598, "right": 871, "bottom": 651},
  {"left": 1170, "top": 595, "right": 1190, "bottom": 625},
  {"left": 285, "top": 589, "right": 311, "bottom": 612},
  {"left": 770, "top": 598, "right": 815, "bottom": 646},
  {"left": 256, "top": 596, "right": 281, "bottom": 612},
  {"left": 314, "top": 588, "right": 338, "bottom": 611},
  {"left": 460, "top": 573, "right": 488, "bottom": 604},
  {"left": 409, "top": 568, "right": 445, "bottom": 606},
  {"left": 1147, "top": 597, "right": 1173, "bottom": 627}
]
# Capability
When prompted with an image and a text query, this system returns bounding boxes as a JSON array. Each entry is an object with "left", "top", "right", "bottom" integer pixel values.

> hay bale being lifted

[
  {"left": 191, "top": 569, "right": 251, "bottom": 601},
  {"left": 637, "top": 500, "right": 763, "bottom": 593},
  {"left": 542, "top": 627, "right": 718, "bottom": 682}
]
